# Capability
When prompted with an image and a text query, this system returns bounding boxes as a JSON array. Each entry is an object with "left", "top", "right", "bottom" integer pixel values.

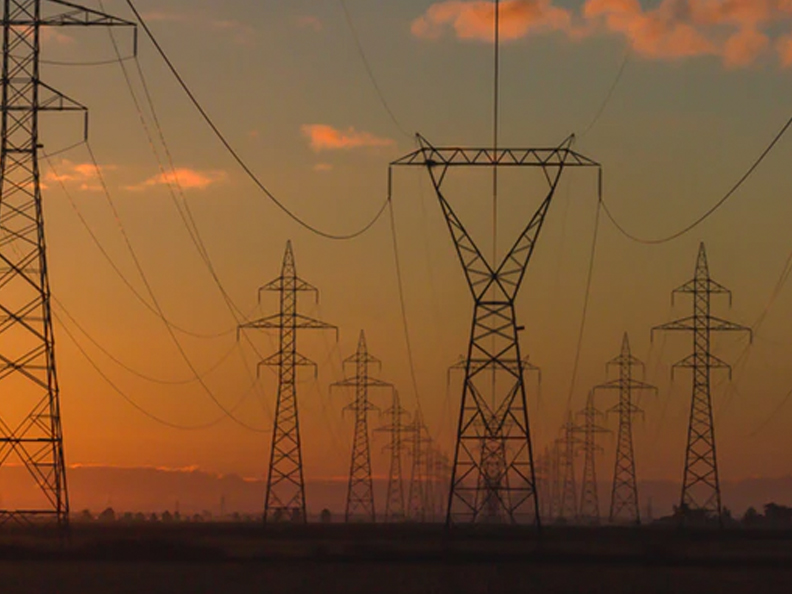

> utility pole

[
  {"left": 557, "top": 413, "right": 579, "bottom": 522},
  {"left": 392, "top": 137, "right": 599, "bottom": 526},
  {"left": 594, "top": 333, "right": 656, "bottom": 525},
  {"left": 375, "top": 390, "right": 410, "bottom": 523},
  {"left": 653, "top": 243, "right": 750, "bottom": 526},
  {"left": 0, "top": 0, "right": 134, "bottom": 527},
  {"left": 332, "top": 331, "right": 391, "bottom": 523},
  {"left": 575, "top": 392, "right": 609, "bottom": 524},
  {"left": 239, "top": 241, "right": 336, "bottom": 524}
]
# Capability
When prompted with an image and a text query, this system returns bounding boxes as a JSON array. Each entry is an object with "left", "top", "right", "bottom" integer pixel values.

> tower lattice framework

[
  {"left": 594, "top": 333, "right": 655, "bottom": 525},
  {"left": 332, "top": 330, "right": 391, "bottom": 523},
  {"left": 557, "top": 412, "right": 578, "bottom": 522},
  {"left": 0, "top": 0, "right": 133, "bottom": 527},
  {"left": 239, "top": 241, "right": 335, "bottom": 523},
  {"left": 406, "top": 408, "right": 430, "bottom": 522},
  {"left": 392, "top": 135, "right": 599, "bottom": 526},
  {"left": 375, "top": 389, "right": 410, "bottom": 522},
  {"left": 575, "top": 392, "right": 608, "bottom": 524},
  {"left": 654, "top": 243, "right": 750, "bottom": 524}
]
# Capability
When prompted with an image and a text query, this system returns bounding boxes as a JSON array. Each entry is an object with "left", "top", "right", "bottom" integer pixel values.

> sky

[{"left": 6, "top": 0, "right": 792, "bottom": 512}]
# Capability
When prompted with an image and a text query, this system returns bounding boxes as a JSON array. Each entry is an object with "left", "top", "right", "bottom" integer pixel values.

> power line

[
  {"left": 125, "top": 0, "right": 389, "bottom": 241},
  {"left": 56, "top": 310, "right": 249, "bottom": 431},
  {"left": 337, "top": 0, "right": 410, "bottom": 139},
  {"left": 42, "top": 55, "right": 134, "bottom": 67},
  {"left": 602, "top": 113, "right": 792, "bottom": 245},
  {"left": 565, "top": 183, "right": 603, "bottom": 411},
  {"left": 580, "top": 47, "right": 630, "bottom": 139},
  {"left": 85, "top": 141, "right": 268, "bottom": 433}
]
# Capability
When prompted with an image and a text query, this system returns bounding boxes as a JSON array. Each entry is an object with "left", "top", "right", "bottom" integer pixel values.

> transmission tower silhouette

[
  {"left": 406, "top": 408, "right": 430, "bottom": 522},
  {"left": 392, "top": 136, "right": 599, "bottom": 526},
  {"left": 375, "top": 390, "right": 410, "bottom": 523},
  {"left": 239, "top": 241, "right": 336, "bottom": 523},
  {"left": 594, "top": 333, "right": 656, "bottom": 525},
  {"left": 557, "top": 412, "right": 579, "bottom": 522},
  {"left": 0, "top": 0, "right": 134, "bottom": 527},
  {"left": 332, "top": 330, "right": 392, "bottom": 523},
  {"left": 653, "top": 243, "right": 750, "bottom": 524},
  {"left": 575, "top": 392, "right": 608, "bottom": 524}
]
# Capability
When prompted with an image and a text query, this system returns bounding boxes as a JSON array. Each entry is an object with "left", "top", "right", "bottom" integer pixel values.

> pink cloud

[
  {"left": 125, "top": 168, "right": 227, "bottom": 192},
  {"left": 301, "top": 125, "right": 395, "bottom": 152},
  {"left": 297, "top": 16, "right": 324, "bottom": 32},
  {"left": 412, "top": 0, "right": 573, "bottom": 42},
  {"left": 314, "top": 163, "right": 334, "bottom": 173},
  {"left": 45, "top": 160, "right": 114, "bottom": 192},
  {"left": 413, "top": 0, "right": 792, "bottom": 68}
]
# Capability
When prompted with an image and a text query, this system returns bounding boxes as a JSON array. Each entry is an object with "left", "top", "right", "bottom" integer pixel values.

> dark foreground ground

[{"left": 0, "top": 523, "right": 791, "bottom": 593}]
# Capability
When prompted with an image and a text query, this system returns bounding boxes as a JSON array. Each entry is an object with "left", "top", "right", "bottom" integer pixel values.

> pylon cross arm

[{"left": 43, "top": 1, "right": 136, "bottom": 27}]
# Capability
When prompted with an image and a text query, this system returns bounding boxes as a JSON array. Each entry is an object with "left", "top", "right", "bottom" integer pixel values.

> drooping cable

[
  {"left": 55, "top": 310, "right": 251, "bottom": 431},
  {"left": 565, "top": 174, "right": 603, "bottom": 411},
  {"left": 337, "top": 0, "right": 410, "bottom": 139},
  {"left": 602, "top": 113, "right": 792, "bottom": 245},
  {"left": 579, "top": 47, "right": 630, "bottom": 139},
  {"left": 125, "top": 0, "right": 389, "bottom": 241},
  {"left": 85, "top": 141, "right": 267, "bottom": 432}
]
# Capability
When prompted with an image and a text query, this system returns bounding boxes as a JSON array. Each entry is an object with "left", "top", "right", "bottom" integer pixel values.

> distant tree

[
  {"left": 764, "top": 503, "right": 792, "bottom": 527},
  {"left": 742, "top": 506, "right": 762, "bottom": 527},
  {"left": 161, "top": 511, "right": 173, "bottom": 523},
  {"left": 320, "top": 509, "right": 332, "bottom": 524},
  {"left": 173, "top": 511, "right": 181, "bottom": 522},
  {"left": 79, "top": 509, "right": 94, "bottom": 523},
  {"left": 149, "top": 513, "right": 159, "bottom": 523},
  {"left": 290, "top": 507, "right": 302, "bottom": 523},
  {"left": 98, "top": 507, "right": 116, "bottom": 523},
  {"left": 231, "top": 512, "right": 241, "bottom": 522},
  {"left": 192, "top": 513, "right": 204, "bottom": 523},
  {"left": 134, "top": 512, "right": 146, "bottom": 523},
  {"left": 122, "top": 512, "right": 134, "bottom": 523}
]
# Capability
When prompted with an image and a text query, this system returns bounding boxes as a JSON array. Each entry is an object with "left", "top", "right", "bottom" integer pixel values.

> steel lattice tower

[
  {"left": 375, "top": 390, "right": 410, "bottom": 522},
  {"left": 392, "top": 136, "right": 599, "bottom": 526},
  {"left": 406, "top": 408, "right": 429, "bottom": 522},
  {"left": 654, "top": 243, "right": 750, "bottom": 524},
  {"left": 239, "top": 241, "right": 335, "bottom": 523},
  {"left": 594, "top": 333, "right": 656, "bottom": 525},
  {"left": 0, "top": 0, "right": 133, "bottom": 527},
  {"left": 557, "top": 412, "right": 579, "bottom": 522},
  {"left": 575, "top": 392, "right": 608, "bottom": 524},
  {"left": 332, "top": 330, "right": 391, "bottom": 523}
]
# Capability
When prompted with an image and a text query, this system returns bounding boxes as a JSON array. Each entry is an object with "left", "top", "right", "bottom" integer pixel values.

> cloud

[
  {"left": 141, "top": 11, "right": 255, "bottom": 45},
  {"left": 412, "top": 0, "right": 792, "bottom": 68},
  {"left": 297, "top": 16, "right": 324, "bottom": 32},
  {"left": 301, "top": 124, "right": 395, "bottom": 152},
  {"left": 412, "top": 0, "right": 573, "bottom": 42},
  {"left": 45, "top": 160, "right": 114, "bottom": 192},
  {"left": 314, "top": 163, "right": 334, "bottom": 173},
  {"left": 125, "top": 168, "right": 227, "bottom": 192}
]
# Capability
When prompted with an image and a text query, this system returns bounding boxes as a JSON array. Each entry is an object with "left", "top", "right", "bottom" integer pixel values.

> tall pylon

[
  {"left": 0, "top": 0, "right": 134, "bottom": 527},
  {"left": 392, "top": 136, "right": 599, "bottom": 525},
  {"left": 594, "top": 333, "right": 656, "bottom": 525},
  {"left": 375, "top": 390, "right": 410, "bottom": 523},
  {"left": 575, "top": 392, "right": 609, "bottom": 524},
  {"left": 557, "top": 412, "right": 579, "bottom": 522},
  {"left": 654, "top": 243, "right": 750, "bottom": 525},
  {"left": 406, "top": 408, "right": 430, "bottom": 522},
  {"left": 332, "top": 331, "right": 392, "bottom": 523},
  {"left": 239, "top": 241, "right": 336, "bottom": 523}
]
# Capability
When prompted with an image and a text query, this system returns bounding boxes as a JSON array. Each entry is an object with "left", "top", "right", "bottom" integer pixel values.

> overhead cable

[{"left": 125, "top": 0, "right": 389, "bottom": 241}]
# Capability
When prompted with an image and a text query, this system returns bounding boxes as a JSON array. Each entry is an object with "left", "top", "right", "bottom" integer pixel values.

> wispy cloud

[
  {"left": 45, "top": 160, "right": 114, "bottom": 192},
  {"left": 314, "top": 163, "right": 334, "bottom": 173},
  {"left": 413, "top": 0, "right": 792, "bottom": 68},
  {"left": 301, "top": 124, "right": 395, "bottom": 152},
  {"left": 297, "top": 15, "right": 324, "bottom": 32},
  {"left": 141, "top": 10, "right": 255, "bottom": 46},
  {"left": 125, "top": 168, "right": 227, "bottom": 192}
]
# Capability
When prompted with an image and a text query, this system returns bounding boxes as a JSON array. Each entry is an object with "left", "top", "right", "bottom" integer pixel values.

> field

[{"left": 0, "top": 524, "right": 791, "bottom": 593}]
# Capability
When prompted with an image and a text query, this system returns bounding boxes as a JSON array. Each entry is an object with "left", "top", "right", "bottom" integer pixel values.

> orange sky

[{"left": 4, "top": 0, "right": 792, "bottom": 512}]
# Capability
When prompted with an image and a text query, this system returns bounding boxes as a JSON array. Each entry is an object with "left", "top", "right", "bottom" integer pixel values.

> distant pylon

[
  {"left": 0, "top": 0, "right": 134, "bottom": 528},
  {"left": 406, "top": 409, "right": 430, "bottom": 522},
  {"left": 575, "top": 392, "right": 609, "bottom": 524},
  {"left": 557, "top": 412, "right": 579, "bottom": 522},
  {"left": 332, "top": 331, "right": 392, "bottom": 523},
  {"left": 653, "top": 243, "right": 751, "bottom": 525},
  {"left": 535, "top": 446, "right": 553, "bottom": 522},
  {"left": 594, "top": 333, "right": 656, "bottom": 525},
  {"left": 375, "top": 390, "right": 410, "bottom": 523},
  {"left": 239, "top": 241, "right": 336, "bottom": 524}
]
